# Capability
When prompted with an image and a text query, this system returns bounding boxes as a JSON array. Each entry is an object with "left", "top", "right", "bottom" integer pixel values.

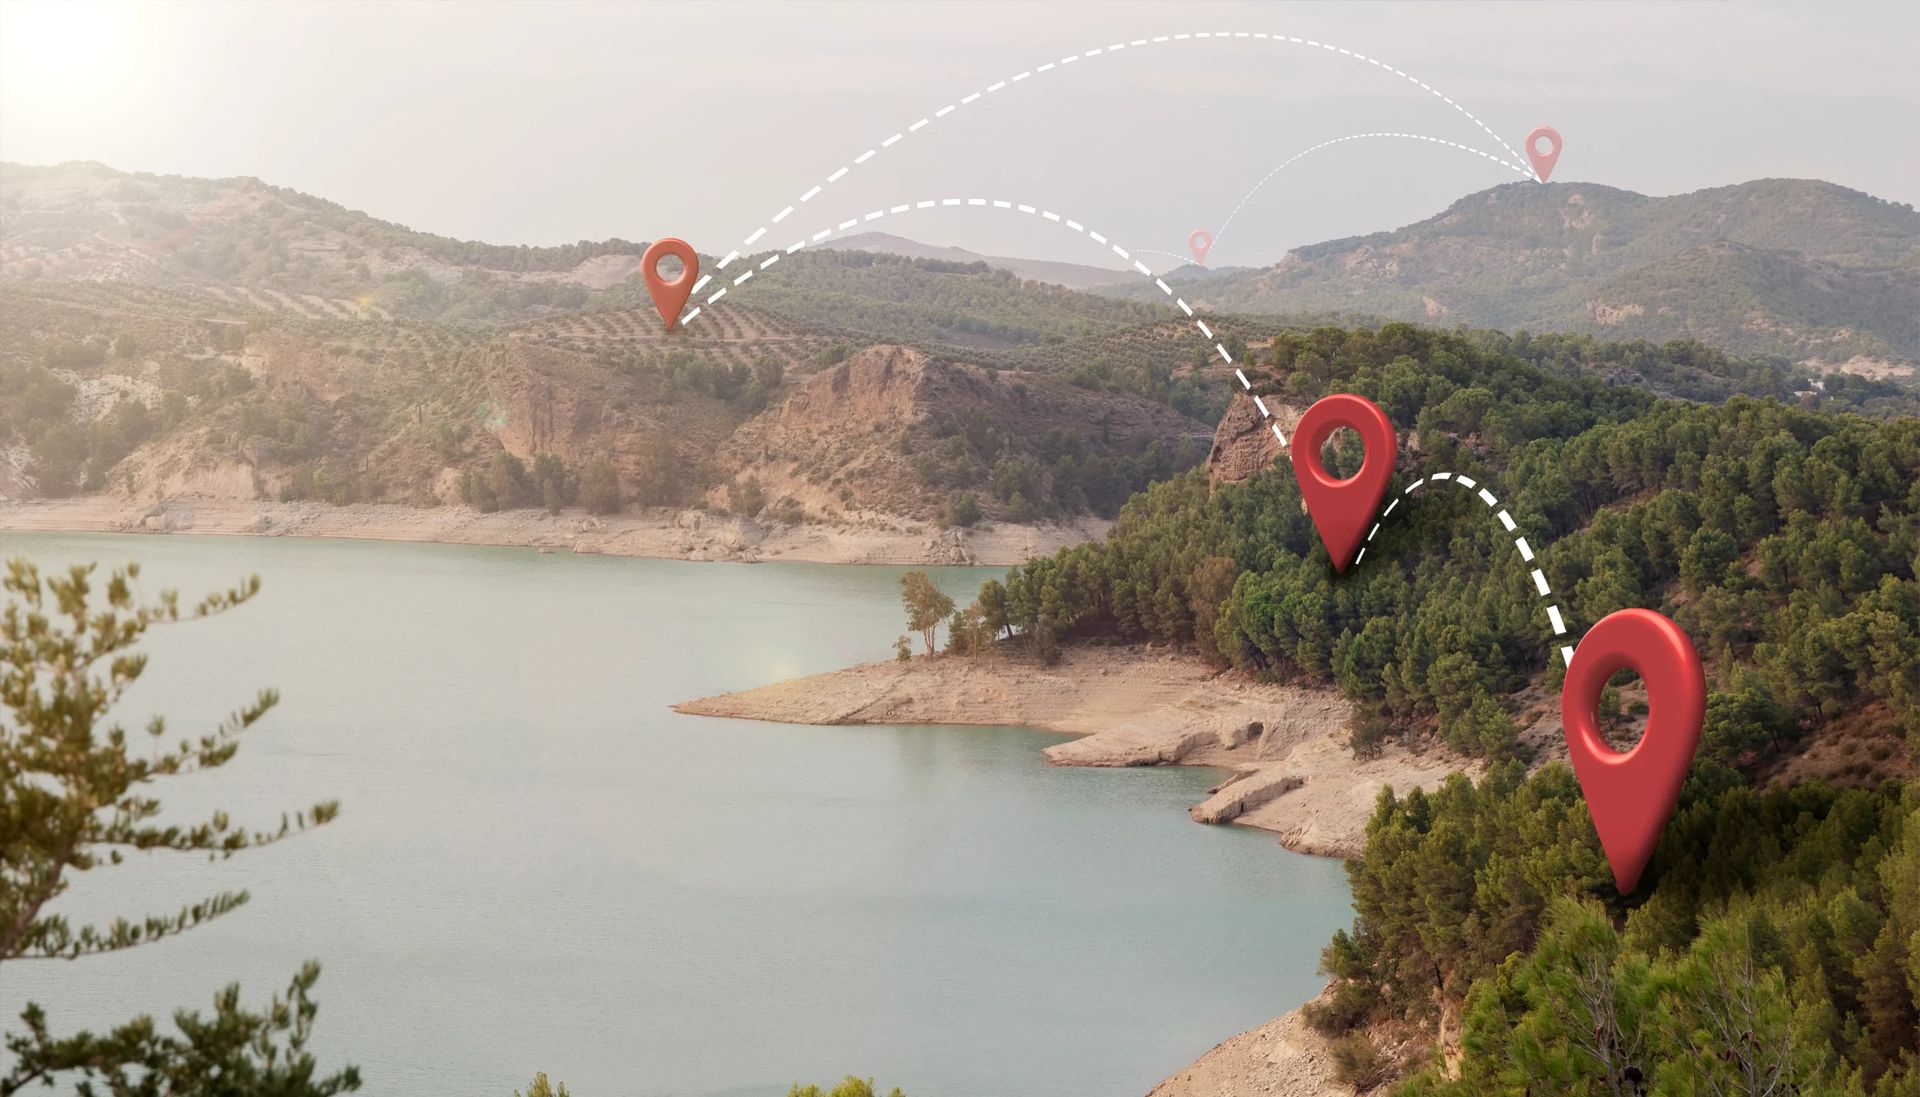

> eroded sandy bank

[
  {"left": 678, "top": 645, "right": 1476, "bottom": 1095},
  {"left": 0, "top": 496, "right": 1109, "bottom": 567}
]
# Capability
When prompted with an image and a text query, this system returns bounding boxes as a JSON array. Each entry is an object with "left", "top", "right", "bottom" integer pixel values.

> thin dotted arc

[
  {"left": 1360, "top": 472, "right": 1574, "bottom": 666},
  {"left": 713, "top": 30, "right": 1532, "bottom": 273},
  {"left": 1211, "top": 132, "right": 1534, "bottom": 248}
]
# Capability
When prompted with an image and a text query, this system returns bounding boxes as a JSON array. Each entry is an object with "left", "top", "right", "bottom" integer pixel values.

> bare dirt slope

[{"left": 1146, "top": 1005, "right": 1348, "bottom": 1097}]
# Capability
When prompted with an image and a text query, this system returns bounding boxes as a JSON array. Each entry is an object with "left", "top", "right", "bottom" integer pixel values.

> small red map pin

[
  {"left": 1188, "top": 229, "right": 1213, "bottom": 265},
  {"left": 1561, "top": 608, "right": 1706, "bottom": 893},
  {"left": 1290, "top": 393, "right": 1397, "bottom": 573},
  {"left": 1526, "top": 126, "right": 1562, "bottom": 182},
  {"left": 642, "top": 238, "right": 700, "bottom": 331}
]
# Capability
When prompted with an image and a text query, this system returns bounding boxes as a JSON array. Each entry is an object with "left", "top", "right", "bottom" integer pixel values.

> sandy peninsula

[
  {"left": 675, "top": 644, "right": 1477, "bottom": 862},
  {"left": 0, "top": 496, "right": 1109, "bottom": 567}
]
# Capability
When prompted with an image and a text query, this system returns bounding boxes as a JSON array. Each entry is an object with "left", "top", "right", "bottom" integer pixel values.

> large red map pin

[
  {"left": 642, "top": 237, "right": 700, "bottom": 331},
  {"left": 1561, "top": 608, "right": 1705, "bottom": 893},
  {"left": 1290, "top": 393, "right": 1396, "bottom": 573}
]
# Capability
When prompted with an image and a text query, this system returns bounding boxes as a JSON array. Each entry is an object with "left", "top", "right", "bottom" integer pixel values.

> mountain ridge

[{"left": 1143, "top": 177, "right": 1919, "bottom": 369}]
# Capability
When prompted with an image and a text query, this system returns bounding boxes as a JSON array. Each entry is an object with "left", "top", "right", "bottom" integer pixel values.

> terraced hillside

[{"left": 0, "top": 160, "right": 645, "bottom": 325}]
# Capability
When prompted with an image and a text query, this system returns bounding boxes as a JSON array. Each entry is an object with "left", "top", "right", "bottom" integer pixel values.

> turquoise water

[{"left": 0, "top": 533, "right": 1352, "bottom": 1097}]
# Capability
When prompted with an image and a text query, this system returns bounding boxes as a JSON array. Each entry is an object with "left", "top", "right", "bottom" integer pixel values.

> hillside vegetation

[
  {"left": 1, "top": 163, "right": 1237, "bottom": 521},
  {"left": 982, "top": 324, "right": 1919, "bottom": 765},
  {"left": 7, "top": 162, "right": 1917, "bottom": 552},
  {"left": 0, "top": 274, "right": 1224, "bottom": 529}
]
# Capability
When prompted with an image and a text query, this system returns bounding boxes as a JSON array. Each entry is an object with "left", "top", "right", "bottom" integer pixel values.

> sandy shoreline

[
  {"left": 677, "top": 645, "right": 1476, "bottom": 1093},
  {"left": 0, "top": 496, "right": 1110, "bottom": 567}
]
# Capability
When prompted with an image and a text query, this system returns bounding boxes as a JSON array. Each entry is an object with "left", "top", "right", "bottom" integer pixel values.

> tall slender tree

[{"left": 899, "top": 571, "right": 954, "bottom": 656}]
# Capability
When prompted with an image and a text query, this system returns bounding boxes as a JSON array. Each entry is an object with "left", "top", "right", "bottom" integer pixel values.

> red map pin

[
  {"left": 1561, "top": 608, "right": 1705, "bottom": 893},
  {"left": 1526, "top": 126, "right": 1562, "bottom": 182},
  {"left": 643, "top": 237, "right": 700, "bottom": 331},
  {"left": 1188, "top": 229, "right": 1213, "bottom": 265},
  {"left": 1290, "top": 393, "right": 1396, "bottom": 573}
]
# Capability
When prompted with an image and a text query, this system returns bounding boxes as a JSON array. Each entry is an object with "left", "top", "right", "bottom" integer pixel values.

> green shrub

[{"left": 1329, "top": 1033, "right": 1390, "bottom": 1090}]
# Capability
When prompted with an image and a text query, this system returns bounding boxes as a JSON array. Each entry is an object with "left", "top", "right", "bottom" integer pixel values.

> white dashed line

[
  {"left": 1362, "top": 469, "right": 1573, "bottom": 659},
  {"left": 676, "top": 199, "right": 1271, "bottom": 443}
]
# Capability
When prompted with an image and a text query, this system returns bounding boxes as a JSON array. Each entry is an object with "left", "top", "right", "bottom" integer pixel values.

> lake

[{"left": 0, "top": 532, "right": 1352, "bottom": 1097}]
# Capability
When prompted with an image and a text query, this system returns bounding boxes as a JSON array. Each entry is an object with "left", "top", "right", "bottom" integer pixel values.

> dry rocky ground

[{"left": 1146, "top": 1004, "right": 1351, "bottom": 1097}]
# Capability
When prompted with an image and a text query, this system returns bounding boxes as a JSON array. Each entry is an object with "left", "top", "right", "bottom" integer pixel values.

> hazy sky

[{"left": 2, "top": 0, "right": 1915, "bottom": 271}]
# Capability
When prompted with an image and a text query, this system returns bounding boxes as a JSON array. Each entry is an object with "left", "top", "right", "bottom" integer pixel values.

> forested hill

[
  {"left": 1143, "top": 179, "right": 1920, "bottom": 371},
  {"left": 957, "top": 323, "right": 1920, "bottom": 1093},
  {"left": 981, "top": 323, "right": 1919, "bottom": 767}
]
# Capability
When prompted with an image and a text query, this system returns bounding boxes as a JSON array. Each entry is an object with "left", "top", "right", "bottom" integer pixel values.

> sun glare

[{"left": 0, "top": 1, "right": 146, "bottom": 130}]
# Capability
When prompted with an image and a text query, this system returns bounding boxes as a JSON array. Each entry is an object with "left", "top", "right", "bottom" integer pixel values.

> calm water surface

[{"left": 1, "top": 533, "right": 1352, "bottom": 1097}]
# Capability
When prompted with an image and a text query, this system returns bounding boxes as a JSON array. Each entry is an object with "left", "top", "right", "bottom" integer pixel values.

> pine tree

[{"left": 0, "top": 559, "right": 357, "bottom": 1094}]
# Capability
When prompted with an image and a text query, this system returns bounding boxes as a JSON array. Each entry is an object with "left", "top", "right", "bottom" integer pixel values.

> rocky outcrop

[
  {"left": 1190, "top": 770, "right": 1305, "bottom": 824},
  {"left": 720, "top": 345, "right": 1210, "bottom": 521},
  {"left": 1206, "top": 391, "right": 1300, "bottom": 486}
]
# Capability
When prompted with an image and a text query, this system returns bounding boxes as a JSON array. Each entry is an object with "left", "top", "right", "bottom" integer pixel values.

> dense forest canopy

[
  {"left": 1337, "top": 768, "right": 1920, "bottom": 1095},
  {"left": 978, "top": 323, "right": 1920, "bottom": 765}
]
